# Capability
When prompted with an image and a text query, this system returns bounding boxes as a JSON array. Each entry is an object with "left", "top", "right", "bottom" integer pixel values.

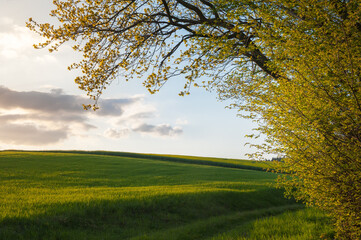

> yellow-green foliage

[
  {"left": 28, "top": 0, "right": 360, "bottom": 238},
  {"left": 230, "top": 2, "right": 361, "bottom": 239}
]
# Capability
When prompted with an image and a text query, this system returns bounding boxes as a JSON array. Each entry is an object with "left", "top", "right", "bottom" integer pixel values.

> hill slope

[
  {"left": 15, "top": 150, "right": 273, "bottom": 171},
  {"left": 0, "top": 151, "right": 332, "bottom": 239}
]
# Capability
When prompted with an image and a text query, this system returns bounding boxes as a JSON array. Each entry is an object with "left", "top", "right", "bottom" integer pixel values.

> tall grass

[{"left": 0, "top": 151, "right": 331, "bottom": 239}]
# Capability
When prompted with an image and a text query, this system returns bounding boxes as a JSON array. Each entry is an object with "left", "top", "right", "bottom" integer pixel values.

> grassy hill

[
  {"left": 15, "top": 150, "right": 274, "bottom": 171},
  {"left": 0, "top": 151, "right": 333, "bottom": 239}
]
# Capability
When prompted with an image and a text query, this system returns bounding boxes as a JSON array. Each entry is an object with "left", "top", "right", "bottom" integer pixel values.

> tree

[{"left": 28, "top": 0, "right": 361, "bottom": 238}]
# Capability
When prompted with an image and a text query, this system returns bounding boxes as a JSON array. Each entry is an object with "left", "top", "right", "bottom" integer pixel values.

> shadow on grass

[{"left": 0, "top": 187, "right": 298, "bottom": 240}]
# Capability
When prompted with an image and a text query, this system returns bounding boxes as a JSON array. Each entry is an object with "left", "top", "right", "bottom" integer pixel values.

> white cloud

[
  {"left": 0, "top": 17, "right": 47, "bottom": 59},
  {"left": 1, "top": 49, "right": 17, "bottom": 58},
  {"left": 0, "top": 17, "right": 14, "bottom": 26},
  {"left": 176, "top": 118, "right": 189, "bottom": 125},
  {"left": 105, "top": 128, "right": 130, "bottom": 139},
  {"left": 35, "top": 54, "right": 57, "bottom": 63}
]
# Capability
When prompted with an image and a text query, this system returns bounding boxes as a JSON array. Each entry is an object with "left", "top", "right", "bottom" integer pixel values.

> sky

[{"left": 0, "top": 0, "right": 262, "bottom": 159}]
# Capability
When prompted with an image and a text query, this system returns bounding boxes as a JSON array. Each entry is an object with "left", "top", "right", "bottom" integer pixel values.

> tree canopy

[{"left": 28, "top": 0, "right": 361, "bottom": 238}]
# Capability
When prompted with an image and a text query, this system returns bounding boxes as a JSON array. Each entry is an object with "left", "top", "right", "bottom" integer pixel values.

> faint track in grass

[{"left": 131, "top": 204, "right": 304, "bottom": 240}]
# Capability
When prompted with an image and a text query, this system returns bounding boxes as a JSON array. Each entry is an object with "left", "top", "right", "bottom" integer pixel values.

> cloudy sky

[{"left": 0, "top": 0, "right": 260, "bottom": 159}]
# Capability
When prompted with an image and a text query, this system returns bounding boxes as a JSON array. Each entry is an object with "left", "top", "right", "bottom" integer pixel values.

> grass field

[
  {"left": 35, "top": 150, "right": 273, "bottom": 171},
  {"left": 0, "top": 151, "right": 333, "bottom": 239}
]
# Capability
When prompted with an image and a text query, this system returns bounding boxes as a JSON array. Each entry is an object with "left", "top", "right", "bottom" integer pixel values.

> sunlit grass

[
  {"left": 210, "top": 208, "right": 334, "bottom": 240},
  {"left": 0, "top": 151, "right": 331, "bottom": 239},
  {"left": 35, "top": 150, "right": 273, "bottom": 171},
  {"left": 149, "top": 153, "right": 273, "bottom": 169}
]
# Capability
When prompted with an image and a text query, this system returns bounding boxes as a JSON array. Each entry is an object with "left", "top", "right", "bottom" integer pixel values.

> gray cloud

[
  {"left": 0, "top": 86, "right": 138, "bottom": 116},
  {"left": 0, "top": 86, "right": 183, "bottom": 145},
  {"left": 0, "top": 86, "right": 84, "bottom": 113},
  {"left": 133, "top": 123, "right": 183, "bottom": 136},
  {"left": 0, "top": 113, "right": 89, "bottom": 124},
  {"left": 97, "top": 98, "right": 139, "bottom": 116},
  {"left": 0, "top": 86, "right": 143, "bottom": 145},
  {"left": 0, "top": 122, "right": 67, "bottom": 145}
]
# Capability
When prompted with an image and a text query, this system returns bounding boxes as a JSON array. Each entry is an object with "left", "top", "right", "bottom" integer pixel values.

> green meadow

[{"left": 0, "top": 151, "right": 333, "bottom": 239}]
